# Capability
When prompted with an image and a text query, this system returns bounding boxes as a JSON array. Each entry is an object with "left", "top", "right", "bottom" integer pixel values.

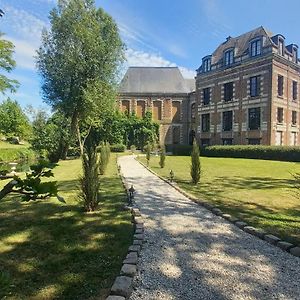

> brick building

[
  {"left": 118, "top": 67, "right": 196, "bottom": 145},
  {"left": 118, "top": 27, "right": 300, "bottom": 146},
  {"left": 196, "top": 26, "right": 300, "bottom": 146}
]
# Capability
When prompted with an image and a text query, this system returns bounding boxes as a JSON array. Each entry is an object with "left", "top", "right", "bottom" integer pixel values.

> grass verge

[
  {"left": 139, "top": 155, "right": 300, "bottom": 246},
  {"left": 0, "top": 153, "right": 132, "bottom": 299}
]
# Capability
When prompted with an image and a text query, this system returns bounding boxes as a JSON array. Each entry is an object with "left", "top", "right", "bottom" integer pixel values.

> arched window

[
  {"left": 172, "top": 101, "right": 181, "bottom": 122},
  {"left": 121, "top": 100, "right": 130, "bottom": 113},
  {"left": 136, "top": 100, "right": 145, "bottom": 118},
  {"left": 153, "top": 101, "right": 162, "bottom": 120}
]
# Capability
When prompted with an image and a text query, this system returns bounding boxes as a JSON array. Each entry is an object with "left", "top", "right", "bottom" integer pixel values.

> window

[
  {"left": 278, "top": 39, "right": 284, "bottom": 56},
  {"left": 278, "top": 75, "right": 284, "bottom": 96},
  {"left": 293, "top": 81, "right": 298, "bottom": 101},
  {"left": 203, "top": 88, "right": 210, "bottom": 105},
  {"left": 136, "top": 100, "right": 145, "bottom": 118},
  {"left": 293, "top": 47, "right": 298, "bottom": 63},
  {"left": 222, "top": 138, "right": 233, "bottom": 145},
  {"left": 224, "top": 82, "right": 233, "bottom": 101},
  {"left": 122, "top": 100, "right": 130, "bottom": 113},
  {"left": 153, "top": 101, "right": 162, "bottom": 121},
  {"left": 201, "top": 113, "right": 210, "bottom": 132},
  {"left": 248, "top": 107, "right": 261, "bottom": 130},
  {"left": 201, "top": 139, "right": 210, "bottom": 147},
  {"left": 224, "top": 49, "right": 234, "bottom": 66},
  {"left": 203, "top": 58, "right": 211, "bottom": 72},
  {"left": 191, "top": 103, "right": 196, "bottom": 121},
  {"left": 250, "top": 39, "right": 261, "bottom": 57},
  {"left": 277, "top": 107, "right": 283, "bottom": 123},
  {"left": 223, "top": 111, "right": 233, "bottom": 131},
  {"left": 292, "top": 111, "right": 297, "bottom": 125},
  {"left": 250, "top": 76, "right": 260, "bottom": 97},
  {"left": 248, "top": 138, "right": 261, "bottom": 145},
  {"left": 172, "top": 101, "right": 181, "bottom": 122},
  {"left": 173, "top": 126, "right": 180, "bottom": 144}
]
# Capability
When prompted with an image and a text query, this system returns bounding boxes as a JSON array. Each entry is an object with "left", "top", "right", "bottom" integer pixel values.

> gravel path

[{"left": 119, "top": 155, "right": 300, "bottom": 300}]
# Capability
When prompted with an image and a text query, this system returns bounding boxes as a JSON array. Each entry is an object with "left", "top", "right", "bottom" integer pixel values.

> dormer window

[
  {"left": 250, "top": 39, "right": 261, "bottom": 57},
  {"left": 293, "top": 46, "right": 298, "bottom": 63},
  {"left": 224, "top": 49, "right": 234, "bottom": 66},
  {"left": 202, "top": 57, "right": 211, "bottom": 72},
  {"left": 278, "top": 39, "right": 284, "bottom": 56}
]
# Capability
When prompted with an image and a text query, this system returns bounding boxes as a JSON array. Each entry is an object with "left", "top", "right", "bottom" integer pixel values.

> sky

[{"left": 2, "top": 0, "right": 300, "bottom": 109}]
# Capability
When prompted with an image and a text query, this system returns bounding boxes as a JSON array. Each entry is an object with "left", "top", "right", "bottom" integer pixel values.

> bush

[
  {"left": 159, "top": 145, "right": 166, "bottom": 168},
  {"left": 201, "top": 145, "right": 300, "bottom": 162},
  {"left": 166, "top": 144, "right": 192, "bottom": 156},
  {"left": 190, "top": 140, "right": 201, "bottom": 184},
  {"left": 110, "top": 144, "right": 125, "bottom": 152}
]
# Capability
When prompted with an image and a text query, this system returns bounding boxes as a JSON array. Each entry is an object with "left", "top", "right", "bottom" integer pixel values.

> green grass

[
  {"left": 0, "top": 153, "right": 132, "bottom": 299},
  {"left": 0, "top": 141, "right": 36, "bottom": 164},
  {"left": 0, "top": 141, "right": 30, "bottom": 149},
  {"left": 139, "top": 155, "right": 300, "bottom": 246}
]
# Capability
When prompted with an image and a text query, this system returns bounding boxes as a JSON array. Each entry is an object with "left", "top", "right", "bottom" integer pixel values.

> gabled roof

[
  {"left": 211, "top": 26, "right": 274, "bottom": 64},
  {"left": 119, "top": 67, "right": 194, "bottom": 94}
]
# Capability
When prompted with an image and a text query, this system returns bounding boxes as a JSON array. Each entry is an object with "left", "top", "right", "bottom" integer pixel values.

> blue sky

[{"left": 2, "top": 0, "right": 300, "bottom": 109}]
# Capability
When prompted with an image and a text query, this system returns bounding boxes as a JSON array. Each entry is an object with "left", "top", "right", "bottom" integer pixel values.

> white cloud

[
  {"left": 125, "top": 48, "right": 195, "bottom": 79},
  {"left": 7, "top": 37, "right": 37, "bottom": 71}
]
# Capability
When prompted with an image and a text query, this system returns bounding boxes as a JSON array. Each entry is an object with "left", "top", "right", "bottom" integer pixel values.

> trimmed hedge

[
  {"left": 110, "top": 144, "right": 126, "bottom": 153},
  {"left": 166, "top": 144, "right": 300, "bottom": 162},
  {"left": 202, "top": 145, "right": 300, "bottom": 162},
  {"left": 0, "top": 148, "right": 37, "bottom": 163},
  {"left": 166, "top": 144, "right": 192, "bottom": 156}
]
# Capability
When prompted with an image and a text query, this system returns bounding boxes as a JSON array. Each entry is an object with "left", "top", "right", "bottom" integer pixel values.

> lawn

[
  {"left": 0, "top": 153, "right": 133, "bottom": 299},
  {"left": 139, "top": 155, "right": 300, "bottom": 246}
]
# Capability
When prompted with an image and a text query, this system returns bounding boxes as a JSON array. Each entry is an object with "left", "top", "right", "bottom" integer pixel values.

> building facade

[
  {"left": 118, "top": 67, "right": 196, "bottom": 145},
  {"left": 118, "top": 27, "right": 300, "bottom": 146},
  {"left": 196, "top": 26, "right": 300, "bottom": 146}
]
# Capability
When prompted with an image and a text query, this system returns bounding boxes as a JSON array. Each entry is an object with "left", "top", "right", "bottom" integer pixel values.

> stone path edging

[
  {"left": 105, "top": 165, "right": 145, "bottom": 300},
  {"left": 136, "top": 158, "right": 300, "bottom": 258}
]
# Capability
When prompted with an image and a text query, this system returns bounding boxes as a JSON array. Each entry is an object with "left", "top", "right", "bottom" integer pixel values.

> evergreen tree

[
  {"left": 159, "top": 145, "right": 166, "bottom": 168},
  {"left": 146, "top": 143, "right": 151, "bottom": 166},
  {"left": 190, "top": 139, "right": 201, "bottom": 184}
]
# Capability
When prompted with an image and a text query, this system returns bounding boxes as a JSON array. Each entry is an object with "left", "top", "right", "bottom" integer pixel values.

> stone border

[
  {"left": 136, "top": 158, "right": 300, "bottom": 259},
  {"left": 105, "top": 164, "right": 145, "bottom": 300}
]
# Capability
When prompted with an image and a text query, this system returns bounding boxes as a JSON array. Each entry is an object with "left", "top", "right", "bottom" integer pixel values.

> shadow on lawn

[{"left": 0, "top": 177, "right": 133, "bottom": 300}]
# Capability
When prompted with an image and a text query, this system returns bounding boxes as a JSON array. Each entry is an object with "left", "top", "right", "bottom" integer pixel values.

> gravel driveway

[{"left": 119, "top": 155, "right": 300, "bottom": 300}]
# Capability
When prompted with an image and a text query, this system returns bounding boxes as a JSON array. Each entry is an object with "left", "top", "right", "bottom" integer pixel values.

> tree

[
  {"left": 146, "top": 143, "right": 151, "bottom": 166},
  {"left": 0, "top": 33, "right": 19, "bottom": 94},
  {"left": 36, "top": 0, "right": 124, "bottom": 155},
  {"left": 159, "top": 145, "right": 166, "bottom": 168},
  {"left": 37, "top": 0, "right": 124, "bottom": 211},
  {"left": 0, "top": 98, "right": 31, "bottom": 139},
  {"left": 190, "top": 139, "right": 201, "bottom": 184}
]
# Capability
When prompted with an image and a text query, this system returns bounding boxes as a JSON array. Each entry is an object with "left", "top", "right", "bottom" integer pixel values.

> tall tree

[
  {"left": 37, "top": 0, "right": 124, "bottom": 211},
  {"left": 0, "top": 33, "right": 19, "bottom": 94},
  {"left": 36, "top": 0, "right": 124, "bottom": 154},
  {"left": 190, "top": 139, "right": 201, "bottom": 184}
]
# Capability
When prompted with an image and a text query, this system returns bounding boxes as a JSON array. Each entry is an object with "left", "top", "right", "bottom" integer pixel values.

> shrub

[
  {"left": 166, "top": 144, "right": 192, "bottom": 156},
  {"left": 110, "top": 143, "right": 125, "bottom": 152},
  {"left": 159, "top": 145, "right": 166, "bottom": 168},
  {"left": 201, "top": 145, "right": 300, "bottom": 162},
  {"left": 145, "top": 143, "right": 151, "bottom": 166},
  {"left": 190, "top": 140, "right": 201, "bottom": 184},
  {"left": 130, "top": 144, "right": 136, "bottom": 154}
]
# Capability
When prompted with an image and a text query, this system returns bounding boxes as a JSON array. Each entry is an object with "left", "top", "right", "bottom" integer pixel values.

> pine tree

[
  {"left": 159, "top": 145, "right": 166, "bottom": 168},
  {"left": 146, "top": 143, "right": 151, "bottom": 166},
  {"left": 190, "top": 139, "right": 201, "bottom": 184}
]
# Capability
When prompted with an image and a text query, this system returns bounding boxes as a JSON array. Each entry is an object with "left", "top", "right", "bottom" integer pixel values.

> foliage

[
  {"left": 96, "top": 110, "right": 159, "bottom": 150},
  {"left": 130, "top": 144, "right": 136, "bottom": 154},
  {"left": 30, "top": 110, "right": 74, "bottom": 162},
  {"left": 109, "top": 143, "right": 126, "bottom": 152},
  {"left": 166, "top": 144, "right": 193, "bottom": 156},
  {"left": 146, "top": 143, "right": 151, "bottom": 166},
  {"left": 201, "top": 145, "right": 300, "bottom": 162},
  {"left": 0, "top": 148, "right": 36, "bottom": 163},
  {"left": 190, "top": 139, "right": 201, "bottom": 184},
  {"left": 0, "top": 98, "right": 31, "bottom": 139},
  {"left": 0, "top": 271, "right": 11, "bottom": 299},
  {"left": 37, "top": 0, "right": 124, "bottom": 154},
  {"left": 159, "top": 145, "right": 166, "bottom": 168},
  {"left": 292, "top": 173, "right": 300, "bottom": 198},
  {"left": 0, "top": 32, "right": 19, "bottom": 94},
  {"left": 0, "top": 160, "right": 63, "bottom": 202},
  {"left": 79, "top": 133, "right": 100, "bottom": 212},
  {"left": 99, "top": 142, "right": 110, "bottom": 175}
]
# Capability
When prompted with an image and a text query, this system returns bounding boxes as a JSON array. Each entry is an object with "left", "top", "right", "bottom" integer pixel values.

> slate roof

[
  {"left": 119, "top": 67, "right": 195, "bottom": 94},
  {"left": 211, "top": 26, "right": 274, "bottom": 64}
]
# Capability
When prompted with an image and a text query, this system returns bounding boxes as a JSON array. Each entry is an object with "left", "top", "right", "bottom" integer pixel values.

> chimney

[{"left": 226, "top": 36, "right": 232, "bottom": 42}]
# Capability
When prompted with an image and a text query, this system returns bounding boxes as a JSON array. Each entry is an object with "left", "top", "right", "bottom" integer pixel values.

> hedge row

[
  {"left": 0, "top": 148, "right": 37, "bottom": 163},
  {"left": 165, "top": 144, "right": 300, "bottom": 162}
]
